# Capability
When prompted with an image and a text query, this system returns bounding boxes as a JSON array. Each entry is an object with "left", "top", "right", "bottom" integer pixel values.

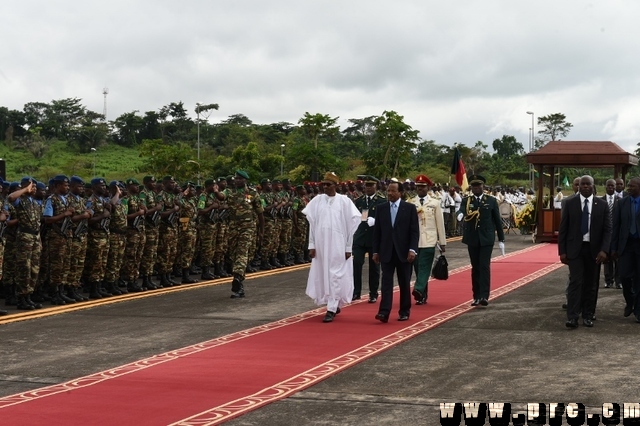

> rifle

[
  {"left": 208, "top": 207, "right": 218, "bottom": 223},
  {"left": 0, "top": 221, "right": 6, "bottom": 239},
  {"left": 73, "top": 219, "right": 89, "bottom": 238},
  {"left": 147, "top": 210, "right": 161, "bottom": 226},
  {"left": 58, "top": 216, "right": 72, "bottom": 236},
  {"left": 217, "top": 209, "right": 229, "bottom": 221},
  {"left": 165, "top": 211, "right": 178, "bottom": 227},
  {"left": 132, "top": 215, "right": 144, "bottom": 232},
  {"left": 285, "top": 206, "right": 293, "bottom": 219},
  {"left": 100, "top": 217, "right": 111, "bottom": 233}
]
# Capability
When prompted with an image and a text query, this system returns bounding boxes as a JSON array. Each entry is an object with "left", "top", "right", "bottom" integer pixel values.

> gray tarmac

[{"left": 1, "top": 235, "right": 638, "bottom": 425}]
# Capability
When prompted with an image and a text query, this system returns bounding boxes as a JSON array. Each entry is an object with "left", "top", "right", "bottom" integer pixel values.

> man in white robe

[{"left": 303, "top": 172, "right": 361, "bottom": 323}]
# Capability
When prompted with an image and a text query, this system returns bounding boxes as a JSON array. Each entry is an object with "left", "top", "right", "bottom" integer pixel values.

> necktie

[
  {"left": 608, "top": 195, "right": 613, "bottom": 212},
  {"left": 476, "top": 196, "right": 481, "bottom": 206},
  {"left": 391, "top": 202, "right": 397, "bottom": 226},
  {"left": 581, "top": 198, "right": 589, "bottom": 236},
  {"left": 419, "top": 198, "right": 424, "bottom": 205}
]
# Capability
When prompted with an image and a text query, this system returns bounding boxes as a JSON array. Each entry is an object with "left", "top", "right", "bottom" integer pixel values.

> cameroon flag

[{"left": 450, "top": 147, "right": 468, "bottom": 190}]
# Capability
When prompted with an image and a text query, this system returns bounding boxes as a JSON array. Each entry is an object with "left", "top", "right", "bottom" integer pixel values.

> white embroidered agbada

[{"left": 303, "top": 193, "right": 361, "bottom": 311}]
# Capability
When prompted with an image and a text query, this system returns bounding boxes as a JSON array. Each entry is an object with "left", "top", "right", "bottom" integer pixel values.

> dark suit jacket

[
  {"left": 610, "top": 195, "right": 639, "bottom": 256},
  {"left": 457, "top": 195, "right": 504, "bottom": 246},
  {"left": 353, "top": 193, "right": 386, "bottom": 247},
  {"left": 558, "top": 195, "right": 611, "bottom": 260},
  {"left": 372, "top": 200, "right": 419, "bottom": 263}
]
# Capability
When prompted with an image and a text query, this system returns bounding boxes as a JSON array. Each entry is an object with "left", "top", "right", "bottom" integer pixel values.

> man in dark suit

[
  {"left": 559, "top": 175, "right": 611, "bottom": 328},
  {"left": 372, "top": 181, "right": 419, "bottom": 322},
  {"left": 602, "top": 179, "right": 622, "bottom": 289},
  {"left": 352, "top": 175, "right": 386, "bottom": 303},
  {"left": 610, "top": 177, "right": 640, "bottom": 322},
  {"left": 456, "top": 175, "right": 505, "bottom": 307}
]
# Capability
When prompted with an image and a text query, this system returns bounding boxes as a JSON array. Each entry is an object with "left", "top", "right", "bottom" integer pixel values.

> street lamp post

[
  {"left": 280, "top": 144, "right": 285, "bottom": 176},
  {"left": 196, "top": 102, "right": 202, "bottom": 162},
  {"left": 526, "top": 111, "right": 535, "bottom": 191},
  {"left": 91, "top": 147, "right": 97, "bottom": 177}
]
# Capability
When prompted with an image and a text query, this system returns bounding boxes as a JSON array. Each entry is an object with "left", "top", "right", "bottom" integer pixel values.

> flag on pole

[
  {"left": 450, "top": 147, "right": 468, "bottom": 190},
  {"left": 562, "top": 176, "right": 569, "bottom": 187}
]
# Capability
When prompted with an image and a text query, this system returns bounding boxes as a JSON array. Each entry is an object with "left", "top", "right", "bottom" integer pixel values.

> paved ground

[{"left": 1, "top": 234, "right": 638, "bottom": 425}]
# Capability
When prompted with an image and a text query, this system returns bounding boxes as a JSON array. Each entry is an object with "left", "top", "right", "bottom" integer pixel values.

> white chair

[{"left": 499, "top": 202, "right": 517, "bottom": 234}]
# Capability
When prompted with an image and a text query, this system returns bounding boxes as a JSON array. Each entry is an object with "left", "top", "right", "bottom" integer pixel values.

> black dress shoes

[
  {"left": 479, "top": 298, "right": 489, "bottom": 306},
  {"left": 583, "top": 318, "right": 594, "bottom": 327},
  {"left": 368, "top": 296, "right": 377, "bottom": 303},
  {"left": 562, "top": 303, "right": 567, "bottom": 309},
  {"left": 470, "top": 299, "right": 479, "bottom": 306},
  {"left": 565, "top": 319, "right": 579, "bottom": 328},
  {"left": 0, "top": 308, "right": 8, "bottom": 316},
  {"left": 411, "top": 289, "right": 422, "bottom": 302},
  {"left": 616, "top": 283, "right": 623, "bottom": 289},
  {"left": 322, "top": 311, "right": 336, "bottom": 323},
  {"left": 624, "top": 304, "right": 633, "bottom": 317},
  {"left": 352, "top": 294, "right": 361, "bottom": 301},
  {"left": 375, "top": 313, "right": 389, "bottom": 323},
  {"left": 398, "top": 315, "right": 409, "bottom": 321}
]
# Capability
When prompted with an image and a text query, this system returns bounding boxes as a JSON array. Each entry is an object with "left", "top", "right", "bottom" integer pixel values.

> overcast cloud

[{"left": 2, "top": 0, "right": 640, "bottom": 152}]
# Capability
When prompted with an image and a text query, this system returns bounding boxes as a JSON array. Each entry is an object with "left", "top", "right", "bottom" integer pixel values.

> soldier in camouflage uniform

[
  {"left": 291, "top": 185, "right": 310, "bottom": 264},
  {"left": 212, "top": 177, "right": 231, "bottom": 278},
  {"left": 258, "top": 179, "right": 276, "bottom": 271},
  {"left": 222, "top": 170, "right": 264, "bottom": 298},
  {"left": 269, "top": 179, "right": 284, "bottom": 268},
  {"left": 85, "top": 178, "right": 114, "bottom": 299},
  {"left": 104, "top": 181, "right": 127, "bottom": 293},
  {"left": 197, "top": 179, "right": 221, "bottom": 280},
  {"left": 8, "top": 178, "right": 43, "bottom": 310},
  {"left": 2, "top": 182, "right": 19, "bottom": 307},
  {"left": 277, "top": 179, "right": 294, "bottom": 266},
  {"left": 121, "top": 178, "right": 147, "bottom": 292},
  {"left": 67, "top": 176, "right": 92, "bottom": 302},
  {"left": 43, "top": 175, "right": 76, "bottom": 305},
  {"left": 157, "top": 176, "right": 180, "bottom": 287},
  {"left": 177, "top": 183, "right": 199, "bottom": 284},
  {"left": 139, "top": 176, "right": 163, "bottom": 290}
]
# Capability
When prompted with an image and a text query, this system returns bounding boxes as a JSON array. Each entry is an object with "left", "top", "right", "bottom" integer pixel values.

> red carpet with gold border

[{"left": 0, "top": 243, "right": 560, "bottom": 425}]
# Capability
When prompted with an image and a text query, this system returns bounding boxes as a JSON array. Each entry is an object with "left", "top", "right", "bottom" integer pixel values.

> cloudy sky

[{"left": 2, "top": 0, "right": 640, "bottom": 153}]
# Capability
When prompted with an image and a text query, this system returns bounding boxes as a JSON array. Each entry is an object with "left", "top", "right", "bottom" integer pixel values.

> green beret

[
  {"left": 235, "top": 170, "right": 249, "bottom": 180},
  {"left": 226, "top": 175, "right": 234, "bottom": 181},
  {"left": 162, "top": 175, "right": 176, "bottom": 183},
  {"left": 217, "top": 176, "right": 227, "bottom": 182},
  {"left": 204, "top": 179, "right": 215, "bottom": 186},
  {"left": 261, "top": 178, "right": 271, "bottom": 185},
  {"left": 272, "top": 179, "right": 281, "bottom": 184},
  {"left": 125, "top": 178, "right": 140, "bottom": 186},
  {"left": 143, "top": 175, "right": 156, "bottom": 184}
]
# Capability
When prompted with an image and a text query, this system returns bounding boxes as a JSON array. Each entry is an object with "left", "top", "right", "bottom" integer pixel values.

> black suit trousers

[
  {"left": 467, "top": 243, "right": 493, "bottom": 300},
  {"left": 379, "top": 248, "right": 412, "bottom": 317},
  {"left": 353, "top": 243, "right": 380, "bottom": 297},
  {"left": 618, "top": 238, "right": 640, "bottom": 316},
  {"left": 567, "top": 242, "right": 598, "bottom": 320}
]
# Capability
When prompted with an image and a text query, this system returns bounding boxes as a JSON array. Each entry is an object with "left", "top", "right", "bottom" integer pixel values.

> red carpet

[{"left": 0, "top": 244, "right": 561, "bottom": 425}]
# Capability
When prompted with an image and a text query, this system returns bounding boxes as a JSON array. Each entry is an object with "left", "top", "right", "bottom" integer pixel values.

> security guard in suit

[
  {"left": 456, "top": 174, "right": 505, "bottom": 307},
  {"left": 352, "top": 175, "right": 387, "bottom": 302}
]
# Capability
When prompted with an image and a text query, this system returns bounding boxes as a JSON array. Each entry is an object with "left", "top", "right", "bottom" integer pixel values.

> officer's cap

[
  {"left": 469, "top": 174, "right": 486, "bottom": 185},
  {"left": 363, "top": 175, "right": 379, "bottom": 185},
  {"left": 415, "top": 174, "right": 433, "bottom": 186}
]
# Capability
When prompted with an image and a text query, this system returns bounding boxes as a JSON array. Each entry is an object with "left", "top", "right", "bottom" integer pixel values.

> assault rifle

[
  {"left": 58, "top": 216, "right": 72, "bottom": 236},
  {"left": 147, "top": 210, "right": 161, "bottom": 227},
  {"left": 73, "top": 219, "right": 89, "bottom": 238},
  {"left": 132, "top": 215, "right": 144, "bottom": 232},
  {"left": 99, "top": 217, "right": 111, "bottom": 233},
  {"left": 0, "top": 221, "right": 6, "bottom": 239}
]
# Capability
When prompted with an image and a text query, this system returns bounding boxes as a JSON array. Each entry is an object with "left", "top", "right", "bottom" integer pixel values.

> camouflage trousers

[
  {"left": 68, "top": 236, "right": 88, "bottom": 287},
  {"left": 228, "top": 220, "right": 254, "bottom": 278},
  {"left": 85, "top": 231, "right": 110, "bottom": 283},
  {"left": 46, "top": 232, "right": 70, "bottom": 286},
  {"left": 198, "top": 222, "right": 217, "bottom": 267},
  {"left": 2, "top": 232, "right": 16, "bottom": 287},
  {"left": 179, "top": 225, "right": 197, "bottom": 268},
  {"left": 140, "top": 226, "right": 159, "bottom": 276},
  {"left": 279, "top": 218, "right": 293, "bottom": 254},
  {"left": 261, "top": 218, "right": 277, "bottom": 258},
  {"left": 157, "top": 225, "right": 178, "bottom": 274},
  {"left": 0, "top": 239, "right": 4, "bottom": 282},
  {"left": 292, "top": 218, "right": 309, "bottom": 254},
  {"left": 122, "top": 229, "right": 146, "bottom": 282},
  {"left": 15, "top": 231, "right": 41, "bottom": 295},
  {"left": 213, "top": 221, "right": 228, "bottom": 263},
  {"left": 249, "top": 220, "right": 257, "bottom": 260},
  {"left": 104, "top": 232, "right": 126, "bottom": 283}
]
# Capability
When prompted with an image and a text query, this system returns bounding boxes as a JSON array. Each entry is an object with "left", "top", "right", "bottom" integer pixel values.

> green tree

[
  {"left": 536, "top": 113, "right": 573, "bottom": 148},
  {"left": 67, "top": 110, "right": 110, "bottom": 153},
  {"left": 492, "top": 135, "right": 524, "bottom": 160},
  {"left": 297, "top": 112, "right": 341, "bottom": 180},
  {"left": 138, "top": 139, "right": 199, "bottom": 182},
  {"left": 112, "top": 111, "right": 144, "bottom": 147}
]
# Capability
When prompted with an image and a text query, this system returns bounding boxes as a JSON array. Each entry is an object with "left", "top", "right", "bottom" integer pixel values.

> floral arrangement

[{"left": 514, "top": 199, "right": 537, "bottom": 230}]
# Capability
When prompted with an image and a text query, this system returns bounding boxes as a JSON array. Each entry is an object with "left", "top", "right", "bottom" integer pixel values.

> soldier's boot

[
  {"left": 182, "top": 268, "right": 198, "bottom": 284},
  {"left": 31, "top": 287, "right": 47, "bottom": 303},
  {"left": 269, "top": 257, "right": 282, "bottom": 268},
  {"left": 201, "top": 266, "right": 216, "bottom": 281},
  {"left": 218, "top": 262, "right": 231, "bottom": 278},
  {"left": 260, "top": 259, "right": 274, "bottom": 270},
  {"left": 127, "top": 280, "right": 144, "bottom": 293},
  {"left": 303, "top": 249, "right": 311, "bottom": 263},
  {"left": 25, "top": 294, "right": 43, "bottom": 309},
  {"left": 97, "top": 282, "right": 113, "bottom": 297},
  {"left": 145, "top": 275, "right": 159, "bottom": 290},
  {"left": 284, "top": 253, "right": 295, "bottom": 266},
  {"left": 172, "top": 265, "right": 182, "bottom": 278},
  {"left": 89, "top": 282, "right": 102, "bottom": 299},
  {"left": 230, "top": 275, "right": 245, "bottom": 299},
  {"left": 65, "top": 285, "right": 84, "bottom": 302},
  {"left": 59, "top": 286, "right": 76, "bottom": 304},
  {"left": 71, "top": 286, "right": 89, "bottom": 302},
  {"left": 189, "top": 263, "right": 201, "bottom": 275},
  {"left": 294, "top": 252, "right": 305, "bottom": 264},
  {"left": 159, "top": 273, "right": 173, "bottom": 288},
  {"left": 278, "top": 253, "right": 290, "bottom": 267},
  {"left": 117, "top": 279, "right": 129, "bottom": 294},
  {"left": 245, "top": 264, "right": 257, "bottom": 273},
  {"left": 104, "top": 281, "right": 122, "bottom": 296},
  {"left": 50, "top": 286, "right": 66, "bottom": 305},
  {"left": 166, "top": 272, "right": 180, "bottom": 285},
  {"left": 16, "top": 294, "right": 35, "bottom": 311}
]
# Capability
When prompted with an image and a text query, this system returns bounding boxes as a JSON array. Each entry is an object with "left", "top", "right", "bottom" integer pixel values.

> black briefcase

[{"left": 431, "top": 254, "right": 449, "bottom": 280}]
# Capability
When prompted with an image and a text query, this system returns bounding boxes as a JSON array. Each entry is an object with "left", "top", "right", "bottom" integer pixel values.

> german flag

[{"left": 450, "top": 147, "right": 468, "bottom": 190}]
